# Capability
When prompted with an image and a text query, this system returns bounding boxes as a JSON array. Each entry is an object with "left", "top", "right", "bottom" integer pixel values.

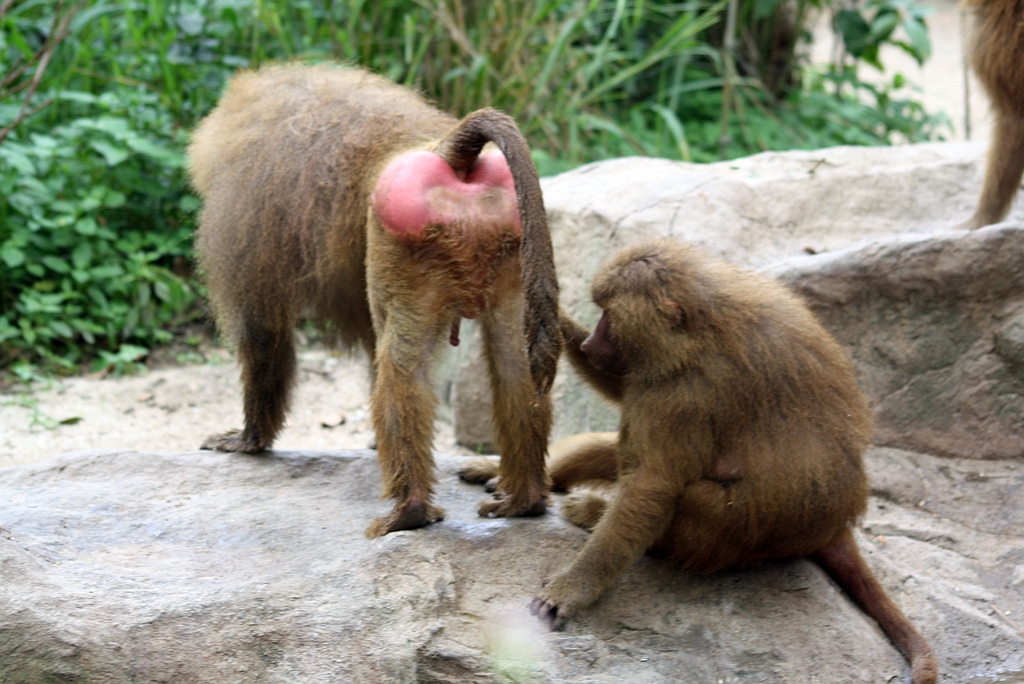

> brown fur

[
  {"left": 963, "top": 0, "right": 1024, "bottom": 228},
  {"left": 189, "top": 64, "right": 560, "bottom": 537},
  {"left": 523, "top": 240, "right": 936, "bottom": 683}
]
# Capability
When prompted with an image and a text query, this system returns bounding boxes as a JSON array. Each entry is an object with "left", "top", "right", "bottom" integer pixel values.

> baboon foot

[
  {"left": 457, "top": 458, "right": 500, "bottom": 487},
  {"left": 477, "top": 489, "right": 547, "bottom": 518},
  {"left": 200, "top": 429, "right": 267, "bottom": 454},
  {"left": 365, "top": 496, "right": 445, "bottom": 538},
  {"left": 560, "top": 490, "right": 608, "bottom": 531}
]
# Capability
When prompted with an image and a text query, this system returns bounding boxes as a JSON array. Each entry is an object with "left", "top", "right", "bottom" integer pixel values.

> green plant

[
  {"left": 0, "top": 87, "right": 199, "bottom": 370},
  {"left": 833, "top": 0, "right": 932, "bottom": 70}
]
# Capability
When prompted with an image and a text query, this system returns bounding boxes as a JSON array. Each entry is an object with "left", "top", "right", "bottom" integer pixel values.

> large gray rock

[
  {"left": 770, "top": 223, "right": 1024, "bottom": 459},
  {"left": 451, "top": 143, "right": 1024, "bottom": 453},
  {"left": 0, "top": 447, "right": 1021, "bottom": 682}
]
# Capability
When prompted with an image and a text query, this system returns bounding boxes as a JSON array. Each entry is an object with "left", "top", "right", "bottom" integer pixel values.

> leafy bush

[{"left": 0, "top": 87, "right": 198, "bottom": 371}]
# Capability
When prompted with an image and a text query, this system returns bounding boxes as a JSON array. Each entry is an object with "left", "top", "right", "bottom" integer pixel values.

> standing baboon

[
  {"left": 465, "top": 240, "right": 937, "bottom": 682},
  {"left": 963, "top": 0, "right": 1024, "bottom": 229},
  {"left": 189, "top": 64, "right": 560, "bottom": 538}
]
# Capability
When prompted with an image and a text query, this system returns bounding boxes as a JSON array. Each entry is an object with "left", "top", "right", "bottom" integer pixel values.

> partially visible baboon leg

[
  {"left": 364, "top": 308, "right": 446, "bottom": 539},
  {"left": 963, "top": 0, "right": 1024, "bottom": 230},
  {"left": 477, "top": 295, "right": 551, "bottom": 518},
  {"left": 966, "top": 112, "right": 1024, "bottom": 229},
  {"left": 201, "top": 320, "right": 296, "bottom": 454},
  {"left": 548, "top": 432, "right": 619, "bottom": 491},
  {"left": 458, "top": 432, "right": 619, "bottom": 493},
  {"left": 813, "top": 529, "right": 938, "bottom": 684},
  {"left": 457, "top": 457, "right": 500, "bottom": 486}
]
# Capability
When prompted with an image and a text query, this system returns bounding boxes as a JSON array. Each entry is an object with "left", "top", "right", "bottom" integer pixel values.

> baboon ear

[{"left": 371, "top": 150, "right": 520, "bottom": 240}]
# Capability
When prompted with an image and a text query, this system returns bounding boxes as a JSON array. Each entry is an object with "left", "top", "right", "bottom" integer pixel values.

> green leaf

[
  {"left": 72, "top": 242, "right": 93, "bottom": 269},
  {"left": 90, "top": 140, "right": 131, "bottom": 166},
  {"left": 50, "top": 321, "right": 73, "bottom": 338},
  {"left": 91, "top": 265, "right": 123, "bottom": 279},
  {"left": 755, "top": 0, "right": 784, "bottom": 20},
  {"left": 126, "top": 137, "right": 184, "bottom": 166},
  {"left": 1, "top": 244, "right": 26, "bottom": 268},
  {"left": 55, "top": 91, "right": 98, "bottom": 104},
  {"left": 179, "top": 195, "right": 201, "bottom": 212},
  {"left": 0, "top": 148, "right": 36, "bottom": 175},
  {"left": 835, "top": 9, "right": 871, "bottom": 57},
  {"left": 75, "top": 218, "right": 98, "bottom": 236},
  {"left": 869, "top": 10, "right": 899, "bottom": 43},
  {"left": 902, "top": 18, "right": 931, "bottom": 63},
  {"left": 42, "top": 256, "right": 70, "bottom": 274},
  {"left": 104, "top": 190, "right": 127, "bottom": 208}
]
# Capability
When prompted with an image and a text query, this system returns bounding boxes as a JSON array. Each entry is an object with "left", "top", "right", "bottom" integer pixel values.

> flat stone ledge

[{"left": 0, "top": 448, "right": 1020, "bottom": 682}]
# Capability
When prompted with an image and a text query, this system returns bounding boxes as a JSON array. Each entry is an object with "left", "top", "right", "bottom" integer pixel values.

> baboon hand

[
  {"left": 531, "top": 571, "right": 604, "bottom": 630},
  {"left": 530, "top": 595, "right": 562, "bottom": 631},
  {"left": 531, "top": 574, "right": 587, "bottom": 630},
  {"left": 200, "top": 429, "right": 266, "bottom": 454},
  {"left": 476, "top": 490, "right": 547, "bottom": 518}
]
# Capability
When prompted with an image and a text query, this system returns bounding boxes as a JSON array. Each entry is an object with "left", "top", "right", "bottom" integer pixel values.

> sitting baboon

[
  {"left": 189, "top": 64, "right": 560, "bottom": 538},
  {"left": 963, "top": 0, "right": 1024, "bottom": 229},
  {"left": 463, "top": 239, "right": 937, "bottom": 683}
]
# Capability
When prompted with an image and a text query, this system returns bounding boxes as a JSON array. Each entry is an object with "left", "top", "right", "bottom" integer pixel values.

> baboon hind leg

[
  {"left": 548, "top": 432, "right": 619, "bottom": 491},
  {"left": 364, "top": 309, "right": 446, "bottom": 538},
  {"left": 477, "top": 299, "right": 551, "bottom": 518},
  {"left": 202, "top": 320, "right": 296, "bottom": 454}
]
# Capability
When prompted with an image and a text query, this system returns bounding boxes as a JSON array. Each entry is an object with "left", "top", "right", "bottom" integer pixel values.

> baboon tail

[
  {"left": 813, "top": 528, "right": 938, "bottom": 684},
  {"left": 436, "top": 109, "right": 561, "bottom": 397}
]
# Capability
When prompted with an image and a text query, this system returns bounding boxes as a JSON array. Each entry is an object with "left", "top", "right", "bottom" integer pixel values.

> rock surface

[
  {"left": 0, "top": 447, "right": 1021, "bottom": 683},
  {"left": 452, "top": 144, "right": 1024, "bottom": 452}
]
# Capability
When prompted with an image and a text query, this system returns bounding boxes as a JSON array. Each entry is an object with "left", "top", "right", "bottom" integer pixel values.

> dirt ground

[
  {"left": 0, "top": 345, "right": 475, "bottom": 469},
  {"left": 0, "top": 0, "right": 995, "bottom": 468}
]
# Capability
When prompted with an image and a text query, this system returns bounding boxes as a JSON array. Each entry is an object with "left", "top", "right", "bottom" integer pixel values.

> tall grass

[{"left": 30, "top": 0, "right": 734, "bottom": 171}]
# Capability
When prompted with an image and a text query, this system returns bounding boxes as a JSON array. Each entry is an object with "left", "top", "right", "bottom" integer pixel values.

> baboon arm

[
  {"left": 533, "top": 470, "right": 675, "bottom": 627},
  {"left": 559, "top": 309, "right": 625, "bottom": 402}
]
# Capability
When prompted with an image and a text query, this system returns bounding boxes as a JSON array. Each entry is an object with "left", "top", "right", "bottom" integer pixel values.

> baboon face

[{"left": 580, "top": 312, "right": 628, "bottom": 376}]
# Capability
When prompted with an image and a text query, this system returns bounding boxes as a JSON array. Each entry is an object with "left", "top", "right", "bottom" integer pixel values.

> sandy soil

[
  {"left": 0, "top": 348, "right": 471, "bottom": 469},
  {"left": 0, "top": 0, "right": 994, "bottom": 468}
]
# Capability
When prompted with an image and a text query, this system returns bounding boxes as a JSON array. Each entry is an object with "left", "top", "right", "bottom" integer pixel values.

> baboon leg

[
  {"left": 813, "top": 529, "right": 938, "bottom": 684},
  {"left": 201, "top": 320, "right": 296, "bottom": 454},
  {"left": 653, "top": 480, "right": 746, "bottom": 569},
  {"left": 967, "top": 112, "right": 1024, "bottom": 229},
  {"left": 364, "top": 313, "right": 445, "bottom": 538},
  {"left": 476, "top": 299, "right": 551, "bottom": 518},
  {"left": 548, "top": 432, "right": 619, "bottom": 491},
  {"left": 532, "top": 471, "right": 675, "bottom": 627}
]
